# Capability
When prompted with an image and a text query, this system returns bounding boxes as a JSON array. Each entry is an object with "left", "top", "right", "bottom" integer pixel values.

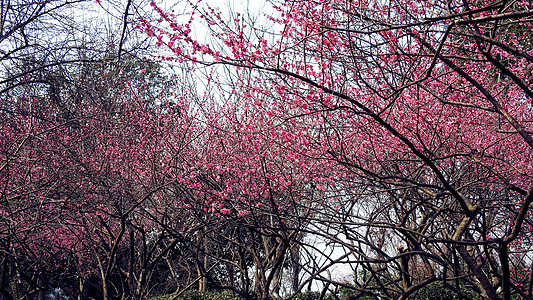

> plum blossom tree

[
  {"left": 0, "top": 55, "right": 196, "bottom": 299},
  {"left": 140, "top": 0, "right": 533, "bottom": 299},
  {"left": 0, "top": 0, "right": 201, "bottom": 298},
  {"left": 2, "top": 0, "right": 533, "bottom": 299}
]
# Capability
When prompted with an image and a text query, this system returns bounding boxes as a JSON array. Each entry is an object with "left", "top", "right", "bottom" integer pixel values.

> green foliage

[
  {"left": 148, "top": 294, "right": 174, "bottom": 300},
  {"left": 412, "top": 283, "right": 459, "bottom": 300},
  {"left": 325, "top": 286, "right": 378, "bottom": 300},
  {"left": 291, "top": 291, "right": 344, "bottom": 300},
  {"left": 149, "top": 290, "right": 243, "bottom": 300},
  {"left": 293, "top": 291, "right": 320, "bottom": 300},
  {"left": 412, "top": 282, "right": 524, "bottom": 300}
]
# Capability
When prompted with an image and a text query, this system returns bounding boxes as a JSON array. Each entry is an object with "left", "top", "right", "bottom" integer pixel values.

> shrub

[
  {"left": 412, "top": 283, "right": 459, "bottom": 300},
  {"left": 149, "top": 290, "right": 243, "bottom": 300}
]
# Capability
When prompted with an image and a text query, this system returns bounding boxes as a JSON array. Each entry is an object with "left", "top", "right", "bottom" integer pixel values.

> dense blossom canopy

[{"left": 1, "top": 0, "right": 533, "bottom": 299}]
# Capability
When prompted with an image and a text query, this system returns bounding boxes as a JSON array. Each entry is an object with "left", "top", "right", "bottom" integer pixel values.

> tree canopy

[{"left": 1, "top": 1, "right": 533, "bottom": 299}]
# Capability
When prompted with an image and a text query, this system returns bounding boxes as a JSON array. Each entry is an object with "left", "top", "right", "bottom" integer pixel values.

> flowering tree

[
  {"left": 140, "top": 0, "right": 533, "bottom": 299},
  {"left": 0, "top": 0, "right": 197, "bottom": 298},
  {"left": 1, "top": 54, "right": 187, "bottom": 299},
  {"left": 2, "top": 0, "right": 533, "bottom": 299}
]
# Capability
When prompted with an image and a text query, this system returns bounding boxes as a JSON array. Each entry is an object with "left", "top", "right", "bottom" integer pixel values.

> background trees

[{"left": 0, "top": 0, "right": 190, "bottom": 298}]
